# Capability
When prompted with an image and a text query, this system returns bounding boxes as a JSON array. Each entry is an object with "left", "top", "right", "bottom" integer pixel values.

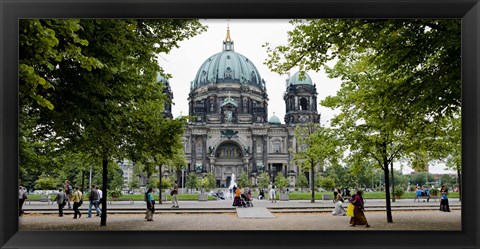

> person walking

[
  {"left": 332, "top": 191, "right": 346, "bottom": 216},
  {"left": 171, "top": 180, "right": 179, "bottom": 208},
  {"left": 269, "top": 183, "right": 277, "bottom": 203},
  {"left": 95, "top": 186, "right": 103, "bottom": 210},
  {"left": 232, "top": 185, "right": 242, "bottom": 207},
  {"left": 440, "top": 186, "right": 451, "bottom": 212},
  {"left": 349, "top": 190, "right": 370, "bottom": 227},
  {"left": 145, "top": 188, "right": 155, "bottom": 221},
  {"left": 53, "top": 188, "right": 66, "bottom": 217},
  {"left": 18, "top": 186, "right": 27, "bottom": 216},
  {"left": 72, "top": 187, "right": 83, "bottom": 219},
  {"left": 424, "top": 186, "right": 431, "bottom": 202},
  {"left": 64, "top": 180, "right": 72, "bottom": 209},
  {"left": 87, "top": 185, "right": 101, "bottom": 218},
  {"left": 333, "top": 187, "right": 339, "bottom": 203}
]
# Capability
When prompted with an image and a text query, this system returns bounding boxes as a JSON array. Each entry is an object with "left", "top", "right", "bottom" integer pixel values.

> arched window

[
  {"left": 196, "top": 142, "right": 203, "bottom": 155},
  {"left": 216, "top": 143, "right": 242, "bottom": 158},
  {"left": 300, "top": 97, "right": 308, "bottom": 111},
  {"left": 274, "top": 142, "right": 281, "bottom": 154}
]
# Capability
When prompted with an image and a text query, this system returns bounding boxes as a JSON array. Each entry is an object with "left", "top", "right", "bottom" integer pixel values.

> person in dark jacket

[{"left": 54, "top": 188, "right": 66, "bottom": 217}]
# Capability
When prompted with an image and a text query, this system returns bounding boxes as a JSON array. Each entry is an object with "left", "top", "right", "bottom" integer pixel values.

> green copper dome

[
  {"left": 191, "top": 28, "right": 265, "bottom": 90},
  {"left": 156, "top": 73, "right": 168, "bottom": 84},
  {"left": 288, "top": 71, "right": 313, "bottom": 86},
  {"left": 268, "top": 113, "right": 281, "bottom": 124}
]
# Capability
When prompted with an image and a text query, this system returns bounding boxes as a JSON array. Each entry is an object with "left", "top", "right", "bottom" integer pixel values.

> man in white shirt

[{"left": 96, "top": 186, "right": 103, "bottom": 212}]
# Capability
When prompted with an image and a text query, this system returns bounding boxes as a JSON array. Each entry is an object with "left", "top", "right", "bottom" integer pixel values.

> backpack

[
  {"left": 144, "top": 192, "right": 148, "bottom": 202},
  {"left": 90, "top": 189, "right": 98, "bottom": 201},
  {"left": 67, "top": 185, "right": 73, "bottom": 194}
]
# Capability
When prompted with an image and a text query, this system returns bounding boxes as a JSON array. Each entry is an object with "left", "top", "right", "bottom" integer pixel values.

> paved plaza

[{"left": 19, "top": 198, "right": 461, "bottom": 231}]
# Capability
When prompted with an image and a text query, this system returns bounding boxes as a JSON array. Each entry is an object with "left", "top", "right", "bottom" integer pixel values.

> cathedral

[{"left": 160, "top": 28, "right": 320, "bottom": 188}]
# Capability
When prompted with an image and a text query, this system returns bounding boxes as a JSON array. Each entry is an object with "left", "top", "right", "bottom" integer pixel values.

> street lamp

[{"left": 181, "top": 168, "right": 185, "bottom": 193}]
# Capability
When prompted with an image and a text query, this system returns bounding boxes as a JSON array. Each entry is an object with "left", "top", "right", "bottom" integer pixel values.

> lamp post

[{"left": 181, "top": 168, "right": 185, "bottom": 193}]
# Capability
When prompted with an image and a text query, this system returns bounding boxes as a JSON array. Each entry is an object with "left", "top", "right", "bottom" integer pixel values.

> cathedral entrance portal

[
  {"left": 226, "top": 176, "right": 231, "bottom": 188},
  {"left": 214, "top": 142, "right": 244, "bottom": 187}
]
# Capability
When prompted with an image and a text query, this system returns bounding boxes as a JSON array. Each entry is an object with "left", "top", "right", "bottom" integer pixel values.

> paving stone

[{"left": 236, "top": 207, "right": 275, "bottom": 219}]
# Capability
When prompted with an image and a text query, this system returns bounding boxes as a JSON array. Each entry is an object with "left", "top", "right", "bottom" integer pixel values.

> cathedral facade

[{"left": 162, "top": 28, "right": 320, "bottom": 187}]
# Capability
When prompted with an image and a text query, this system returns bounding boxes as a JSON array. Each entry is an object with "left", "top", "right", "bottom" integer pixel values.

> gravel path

[{"left": 19, "top": 210, "right": 461, "bottom": 231}]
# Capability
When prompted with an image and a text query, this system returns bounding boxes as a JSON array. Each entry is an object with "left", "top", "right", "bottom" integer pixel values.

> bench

[
  {"left": 322, "top": 194, "right": 332, "bottom": 200},
  {"left": 25, "top": 196, "right": 53, "bottom": 205},
  {"left": 414, "top": 195, "right": 439, "bottom": 202},
  {"left": 108, "top": 197, "right": 134, "bottom": 204}
]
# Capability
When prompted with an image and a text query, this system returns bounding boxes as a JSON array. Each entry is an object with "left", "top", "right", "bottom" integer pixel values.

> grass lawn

[
  {"left": 267, "top": 191, "right": 459, "bottom": 200},
  {"left": 27, "top": 191, "right": 459, "bottom": 201}
]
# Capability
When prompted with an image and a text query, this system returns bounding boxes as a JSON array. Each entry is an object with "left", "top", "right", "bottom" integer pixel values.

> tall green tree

[
  {"left": 186, "top": 172, "right": 200, "bottom": 193},
  {"left": 293, "top": 123, "right": 339, "bottom": 202},
  {"left": 19, "top": 19, "right": 206, "bottom": 226},
  {"left": 431, "top": 114, "right": 461, "bottom": 200}
]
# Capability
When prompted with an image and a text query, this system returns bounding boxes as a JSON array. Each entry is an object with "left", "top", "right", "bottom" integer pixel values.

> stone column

[
  {"left": 287, "top": 135, "right": 293, "bottom": 171},
  {"left": 252, "top": 135, "right": 257, "bottom": 172},
  {"left": 243, "top": 157, "right": 249, "bottom": 174},
  {"left": 268, "top": 163, "right": 272, "bottom": 179},
  {"left": 210, "top": 157, "right": 216, "bottom": 176},
  {"left": 262, "top": 135, "right": 268, "bottom": 169},
  {"left": 202, "top": 134, "right": 207, "bottom": 172},
  {"left": 191, "top": 135, "right": 196, "bottom": 171}
]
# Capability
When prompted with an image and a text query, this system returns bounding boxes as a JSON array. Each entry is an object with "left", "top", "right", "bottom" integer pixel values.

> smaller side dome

[
  {"left": 156, "top": 73, "right": 168, "bottom": 84},
  {"left": 268, "top": 113, "right": 281, "bottom": 125},
  {"left": 288, "top": 71, "right": 313, "bottom": 86}
]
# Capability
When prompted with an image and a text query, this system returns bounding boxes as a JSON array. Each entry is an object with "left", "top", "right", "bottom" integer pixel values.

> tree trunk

[
  {"left": 457, "top": 168, "right": 461, "bottom": 202},
  {"left": 100, "top": 157, "right": 108, "bottom": 226},
  {"left": 383, "top": 159, "right": 393, "bottom": 223},
  {"left": 390, "top": 162, "right": 395, "bottom": 202},
  {"left": 81, "top": 170, "right": 85, "bottom": 193},
  {"left": 310, "top": 161, "right": 315, "bottom": 203},
  {"left": 158, "top": 165, "right": 163, "bottom": 204}
]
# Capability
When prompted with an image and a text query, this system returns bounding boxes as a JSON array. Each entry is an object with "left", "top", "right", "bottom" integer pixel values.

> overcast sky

[{"left": 158, "top": 19, "right": 454, "bottom": 175}]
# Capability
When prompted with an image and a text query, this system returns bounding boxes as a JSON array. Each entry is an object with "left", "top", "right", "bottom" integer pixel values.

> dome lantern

[{"left": 223, "top": 25, "right": 234, "bottom": 51}]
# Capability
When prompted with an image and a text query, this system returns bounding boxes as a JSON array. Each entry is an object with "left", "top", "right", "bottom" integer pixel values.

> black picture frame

[{"left": 1, "top": 0, "right": 478, "bottom": 248}]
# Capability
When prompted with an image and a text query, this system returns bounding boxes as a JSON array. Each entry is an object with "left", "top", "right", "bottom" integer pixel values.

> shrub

[
  {"left": 274, "top": 174, "right": 289, "bottom": 190},
  {"left": 160, "top": 177, "right": 174, "bottom": 189},
  {"left": 237, "top": 172, "right": 250, "bottom": 188},
  {"left": 296, "top": 173, "right": 309, "bottom": 189},
  {"left": 109, "top": 189, "right": 122, "bottom": 198},
  {"left": 202, "top": 172, "right": 216, "bottom": 191},
  {"left": 34, "top": 173, "right": 57, "bottom": 190},
  {"left": 186, "top": 172, "right": 199, "bottom": 192},
  {"left": 257, "top": 172, "right": 270, "bottom": 189},
  {"left": 319, "top": 177, "right": 336, "bottom": 191},
  {"left": 392, "top": 187, "right": 405, "bottom": 198}
]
